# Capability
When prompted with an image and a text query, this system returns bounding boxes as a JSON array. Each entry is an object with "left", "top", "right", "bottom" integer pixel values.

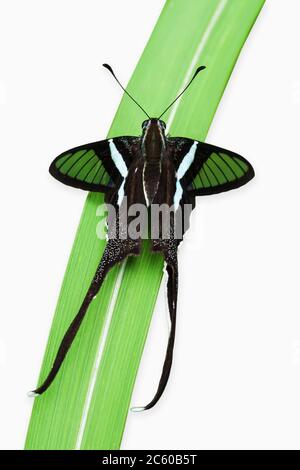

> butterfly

[{"left": 30, "top": 64, "right": 254, "bottom": 411}]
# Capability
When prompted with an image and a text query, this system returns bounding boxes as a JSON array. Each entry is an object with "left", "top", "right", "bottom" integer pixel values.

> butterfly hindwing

[
  {"left": 49, "top": 136, "right": 139, "bottom": 192},
  {"left": 168, "top": 137, "right": 254, "bottom": 196}
]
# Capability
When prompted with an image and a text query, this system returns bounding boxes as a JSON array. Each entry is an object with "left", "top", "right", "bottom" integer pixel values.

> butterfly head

[
  {"left": 141, "top": 119, "right": 167, "bottom": 160},
  {"left": 142, "top": 118, "right": 166, "bottom": 135}
]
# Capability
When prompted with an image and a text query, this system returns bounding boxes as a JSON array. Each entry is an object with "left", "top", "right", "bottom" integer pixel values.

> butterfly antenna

[
  {"left": 103, "top": 63, "right": 150, "bottom": 118},
  {"left": 158, "top": 66, "right": 206, "bottom": 120}
]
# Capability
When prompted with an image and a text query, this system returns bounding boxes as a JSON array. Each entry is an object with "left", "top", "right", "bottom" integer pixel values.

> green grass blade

[
  {"left": 79, "top": 0, "right": 265, "bottom": 450},
  {"left": 25, "top": 0, "right": 265, "bottom": 450}
]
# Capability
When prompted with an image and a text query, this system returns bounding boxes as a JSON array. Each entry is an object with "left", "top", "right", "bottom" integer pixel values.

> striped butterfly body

[{"left": 30, "top": 65, "right": 254, "bottom": 411}]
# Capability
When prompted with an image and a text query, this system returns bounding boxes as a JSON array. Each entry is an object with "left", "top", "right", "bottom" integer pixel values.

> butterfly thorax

[
  {"left": 140, "top": 119, "right": 167, "bottom": 205},
  {"left": 141, "top": 119, "right": 166, "bottom": 163}
]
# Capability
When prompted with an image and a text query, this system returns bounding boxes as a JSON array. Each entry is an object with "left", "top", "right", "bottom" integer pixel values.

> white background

[{"left": 0, "top": 0, "right": 300, "bottom": 450}]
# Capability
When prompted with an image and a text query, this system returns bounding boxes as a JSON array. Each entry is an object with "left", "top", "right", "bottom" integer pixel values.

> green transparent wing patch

[
  {"left": 58, "top": 149, "right": 108, "bottom": 185},
  {"left": 189, "top": 145, "right": 255, "bottom": 196},
  {"left": 168, "top": 137, "right": 254, "bottom": 197},
  {"left": 50, "top": 145, "right": 112, "bottom": 192}
]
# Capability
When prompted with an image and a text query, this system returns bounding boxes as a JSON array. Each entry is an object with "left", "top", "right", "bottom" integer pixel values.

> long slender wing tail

[
  {"left": 30, "top": 236, "right": 140, "bottom": 396},
  {"left": 132, "top": 240, "right": 178, "bottom": 411}
]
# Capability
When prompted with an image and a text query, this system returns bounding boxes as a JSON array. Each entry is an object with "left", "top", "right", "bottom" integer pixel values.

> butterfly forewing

[
  {"left": 168, "top": 137, "right": 254, "bottom": 196},
  {"left": 49, "top": 137, "right": 138, "bottom": 192}
]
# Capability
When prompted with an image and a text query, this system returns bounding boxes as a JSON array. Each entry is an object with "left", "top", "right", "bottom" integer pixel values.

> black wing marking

[
  {"left": 49, "top": 136, "right": 140, "bottom": 192},
  {"left": 168, "top": 137, "right": 254, "bottom": 196}
]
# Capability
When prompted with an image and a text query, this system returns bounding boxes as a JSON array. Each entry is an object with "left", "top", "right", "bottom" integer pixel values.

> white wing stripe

[
  {"left": 117, "top": 180, "right": 125, "bottom": 206},
  {"left": 174, "top": 141, "right": 198, "bottom": 209},
  {"left": 177, "top": 141, "right": 198, "bottom": 179},
  {"left": 109, "top": 139, "right": 128, "bottom": 206},
  {"left": 109, "top": 139, "right": 128, "bottom": 177},
  {"left": 174, "top": 181, "right": 183, "bottom": 210}
]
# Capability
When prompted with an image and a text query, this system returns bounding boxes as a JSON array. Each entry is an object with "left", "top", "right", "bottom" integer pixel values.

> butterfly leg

[{"left": 30, "top": 232, "right": 140, "bottom": 396}]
